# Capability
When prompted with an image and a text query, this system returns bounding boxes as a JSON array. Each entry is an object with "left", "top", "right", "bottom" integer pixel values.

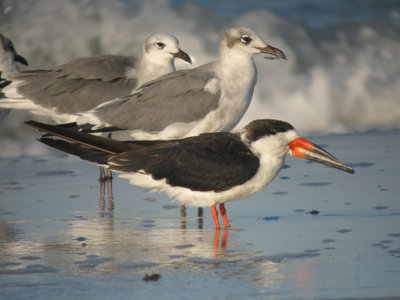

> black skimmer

[
  {"left": 70, "top": 28, "right": 286, "bottom": 139},
  {"left": 0, "top": 33, "right": 191, "bottom": 123},
  {"left": 25, "top": 119, "right": 354, "bottom": 229}
]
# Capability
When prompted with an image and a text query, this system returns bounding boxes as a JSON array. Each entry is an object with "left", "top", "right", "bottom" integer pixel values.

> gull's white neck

[
  {"left": 219, "top": 46, "right": 257, "bottom": 68},
  {"left": 0, "top": 56, "right": 18, "bottom": 73},
  {"left": 217, "top": 46, "right": 258, "bottom": 95},
  {"left": 136, "top": 54, "right": 175, "bottom": 86},
  {"left": 211, "top": 50, "right": 257, "bottom": 131}
]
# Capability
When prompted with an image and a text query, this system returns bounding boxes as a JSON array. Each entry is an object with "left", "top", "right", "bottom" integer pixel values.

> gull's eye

[
  {"left": 156, "top": 42, "right": 165, "bottom": 49},
  {"left": 241, "top": 35, "right": 252, "bottom": 45}
]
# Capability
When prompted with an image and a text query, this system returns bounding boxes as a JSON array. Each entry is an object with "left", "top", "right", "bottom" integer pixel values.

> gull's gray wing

[
  {"left": 108, "top": 132, "right": 260, "bottom": 192},
  {"left": 92, "top": 62, "right": 220, "bottom": 132},
  {"left": 10, "top": 55, "right": 139, "bottom": 113}
]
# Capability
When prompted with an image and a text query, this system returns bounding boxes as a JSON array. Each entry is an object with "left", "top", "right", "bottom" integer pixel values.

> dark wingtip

[{"left": 25, "top": 120, "right": 41, "bottom": 128}]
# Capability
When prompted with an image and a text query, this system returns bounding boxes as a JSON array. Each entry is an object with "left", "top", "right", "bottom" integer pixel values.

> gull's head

[
  {"left": 0, "top": 33, "right": 28, "bottom": 72},
  {"left": 143, "top": 33, "right": 192, "bottom": 65},
  {"left": 242, "top": 119, "right": 355, "bottom": 174},
  {"left": 220, "top": 28, "right": 286, "bottom": 61}
]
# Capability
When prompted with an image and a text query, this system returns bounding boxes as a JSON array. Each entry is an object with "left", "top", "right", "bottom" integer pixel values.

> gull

[
  {"left": 0, "top": 34, "right": 28, "bottom": 121},
  {"left": 76, "top": 28, "right": 287, "bottom": 140},
  {"left": 25, "top": 119, "right": 355, "bottom": 229},
  {"left": 0, "top": 33, "right": 191, "bottom": 123},
  {"left": 0, "top": 34, "right": 28, "bottom": 75}
]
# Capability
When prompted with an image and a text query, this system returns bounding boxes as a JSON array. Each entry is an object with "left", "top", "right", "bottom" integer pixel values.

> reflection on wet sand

[
  {"left": 92, "top": 181, "right": 232, "bottom": 261},
  {"left": 180, "top": 205, "right": 204, "bottom": 229},
  {"left": 213, "top": 229, "right": 229, "bottom": 258},
  {"left": 98, "top": 178, "right": 205, "bottom": 229},
  {"left": 0, "top": 176, "right": 237, "bottom": 274},
  {"left": 0, "top": 213, "right": 237, "bottom": 276},
  {"left": 99, "top": 179, "right": 114, "bottom": 213}
]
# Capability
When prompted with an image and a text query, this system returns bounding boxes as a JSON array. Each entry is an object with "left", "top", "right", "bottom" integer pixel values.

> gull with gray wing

[
  {"left": 0, "top": 34, "right": 28, "bottom": 121},
  {"left": 0, "top": 33, "right": 191, "bottom": 123},
  {"left": 0, "top": 33, "right": 28, "bottom": 76},
  {"left": 78, "top": 28, "right": 286, "bottom": 140}
]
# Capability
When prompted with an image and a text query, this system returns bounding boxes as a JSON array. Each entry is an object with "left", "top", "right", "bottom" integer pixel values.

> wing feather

[
  {"left": 8, "top": 55, "right": 138, "bottom": 113},
  {"left": 108, "top": 132, "right": 259, "bottom": 192},
  {"left": 92, "top": 62, "right": 221, "bottom": 131}
]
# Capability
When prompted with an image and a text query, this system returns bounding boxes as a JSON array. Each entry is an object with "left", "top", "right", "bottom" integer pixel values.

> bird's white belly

[
  {"left": 2, "top": 82, "right": 78, "bottom": 123},
  {"left": 118, "top": 155, "right": 284, "bottom": 208},
  {"left": 0, "top": 97, "right": 78, "bottom": 123}
]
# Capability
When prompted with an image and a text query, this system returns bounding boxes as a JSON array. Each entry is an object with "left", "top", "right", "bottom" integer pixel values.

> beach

[{"left": 1, "top": 1, "right": 399, "bottom": 298}]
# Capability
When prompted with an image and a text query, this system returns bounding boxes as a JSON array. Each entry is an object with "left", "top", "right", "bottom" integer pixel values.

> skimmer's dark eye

[
  {"left": 156, "top": 42, "right": 165, "bottom": 49},
  {"left": 241, "top": 35, "right": 252, "bottom": 45}
]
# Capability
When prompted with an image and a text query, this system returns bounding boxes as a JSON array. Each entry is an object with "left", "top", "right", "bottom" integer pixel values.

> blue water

[{"left": 171, "top": 0, "right": 399, "bottom": 28}]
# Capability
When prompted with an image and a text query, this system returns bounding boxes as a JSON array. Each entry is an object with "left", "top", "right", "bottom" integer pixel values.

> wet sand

[{"left": 0, "top": 130, "right": 399, "bottom": 299}]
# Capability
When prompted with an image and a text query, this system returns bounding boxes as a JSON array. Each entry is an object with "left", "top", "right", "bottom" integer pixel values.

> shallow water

[{"left": 1, "top": 130, "right": 400, "bottom": 299}]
